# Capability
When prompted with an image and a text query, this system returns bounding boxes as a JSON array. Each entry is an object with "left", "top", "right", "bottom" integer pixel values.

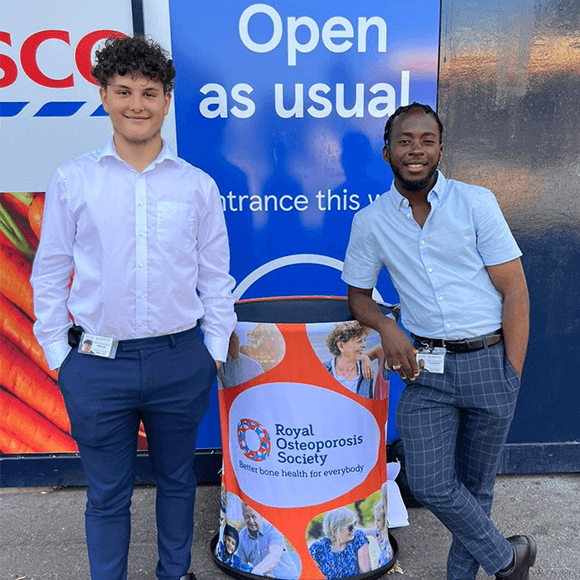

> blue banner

[
  {"left": 169, "top": 0, "right": 439, "bottom": 300},
  {"left": 168, "top": 1, "right": 440, "bottom": 447}
]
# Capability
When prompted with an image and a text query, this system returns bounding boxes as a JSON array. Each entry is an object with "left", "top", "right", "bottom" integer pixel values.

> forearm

[
  {"left": 196, "top": 185, "right": 237, "bottom": 362},
  {"left": 348, "top": 285, "right": 419, "bottom": 379},
  {"left": 347, "top": 287, "right": 398, "bottom": 336},
  {"left": 501, "top": 284, "right": 529, "bottom": 376},
  {"left": 251, "top": 548, "right": 282, "bottom": 574},
  {"left": 30, "top": 174, "right": 75, "bottom": 370},
  {"left": 487, "top": 258, "right": 529, "bottom": 376},
  {"left": 358, "top": 543, "right": 371, "bottom": 573}
]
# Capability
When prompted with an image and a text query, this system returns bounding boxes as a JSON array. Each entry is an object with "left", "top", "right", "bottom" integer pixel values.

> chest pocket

[{"left": 157, "top": 201, "right": 196, "bottom": 249}]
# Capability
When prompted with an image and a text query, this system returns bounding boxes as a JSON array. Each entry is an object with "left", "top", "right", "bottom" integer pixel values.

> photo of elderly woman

[
  {"left": 323, "top": 321, "right": 380, "bottom": 398},
  {"left": 308, "top": 506, "right": 371, "bottom": 578}
]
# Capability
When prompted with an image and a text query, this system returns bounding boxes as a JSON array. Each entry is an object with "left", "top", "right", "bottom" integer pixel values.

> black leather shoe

[
  {"left": 496, "top": 535, "right": 537, "bottom": 580},
  {"left": 179, "top": 574, "right": 197, "bottom": 580}
]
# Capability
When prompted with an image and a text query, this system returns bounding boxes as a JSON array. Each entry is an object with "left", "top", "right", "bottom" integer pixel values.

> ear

[
  {"left": 382, "top": 145, "right": 390, "bottom": 163},
  {"left": 438, "top": 142, "right": 444, "bottom": 162},
  {"left": 163, "top": 91, "right": 172, "bottom": 116},
  {"left": 99, "top": 86, "right": 109, "bottom": 114}
]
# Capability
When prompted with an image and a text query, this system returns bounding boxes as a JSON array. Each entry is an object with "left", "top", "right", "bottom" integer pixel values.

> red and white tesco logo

[{"left": 0, "top": 29, "right": 125, "bottom": 89}]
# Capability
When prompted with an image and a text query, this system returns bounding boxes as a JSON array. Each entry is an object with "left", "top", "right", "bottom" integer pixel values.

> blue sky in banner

[{"left": 168, "top": 1, "right": 440, "bottom": 300}]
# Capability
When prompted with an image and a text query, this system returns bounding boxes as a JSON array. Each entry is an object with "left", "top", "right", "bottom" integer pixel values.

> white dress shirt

[
  {"left": 31, "top": 138, "right": 237, "bottom": 369},
  {"left": 342, "top": 172, "right": 522, "bottom": 339}
]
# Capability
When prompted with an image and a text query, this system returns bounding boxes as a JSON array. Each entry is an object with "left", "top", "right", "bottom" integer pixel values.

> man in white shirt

[{"left": 31, "top": 36, "right": 236, "bottom": 580}]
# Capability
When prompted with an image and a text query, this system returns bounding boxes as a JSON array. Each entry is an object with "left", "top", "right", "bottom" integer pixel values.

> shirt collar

[
  {"left": 389, "top": 170, "right": 447, "bottom": 209},
  {"left": 96, "top": 136, "right": 179, "bottom": 171}
]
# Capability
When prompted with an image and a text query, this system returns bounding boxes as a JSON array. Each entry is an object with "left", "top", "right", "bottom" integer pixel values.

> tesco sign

[{"left": 0, "top": 29, "right": 125, "bottom": 89}]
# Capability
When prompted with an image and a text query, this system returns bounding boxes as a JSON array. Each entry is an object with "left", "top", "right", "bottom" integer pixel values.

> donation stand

[{"left": 213, "top": 297, "right": 399, "bottom": 580}]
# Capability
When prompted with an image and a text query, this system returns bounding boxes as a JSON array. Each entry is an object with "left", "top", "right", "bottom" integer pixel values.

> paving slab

[{"left": 1, "top": 473, "right": 578, "bottom": 579}]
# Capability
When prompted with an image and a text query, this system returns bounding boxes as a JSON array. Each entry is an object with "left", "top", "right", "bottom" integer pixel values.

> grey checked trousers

[{"left": 396, "top": 340, "right": 521, "bottom": 580}]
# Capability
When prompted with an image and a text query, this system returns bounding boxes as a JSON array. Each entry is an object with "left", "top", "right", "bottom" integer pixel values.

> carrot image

[
  {"left": 138, "top": 422, "right": 148, "bottom": 450},
  {"left": 0, "top": 389, "right": 77, "bottom": 452},
  {"left": 0, "top": 227, "right": 24, "bottom": 256},
  {"left": 0, "top": 293, "right": 57, "bottom": 380},
  {"left": 0, "top": 200, "right": 36, "bottom": 263},
  {"left": 1, "top": 193, "right": 39, "bottom": 248},
  {"left": 0, "top": 243, "right": 34, "bottom": 319},
  {"left": 0, "top": 426, "right": 36, "bottom": 454},
  {"left": 28, "top": 194, "right": 45, "bottom": 239},
  {"left": 1, "top": 192, "right": 34, "bottom": 221},
  {"left": 0, "top": 334, "right": 70, "bottom": 433}
]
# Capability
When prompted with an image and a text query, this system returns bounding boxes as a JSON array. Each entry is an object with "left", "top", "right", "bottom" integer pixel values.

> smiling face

[
  {"left": 338, "top": 333, "right": 366, "bottom": 362},
  {"left": 383, "top": 109, "right": 443, "bottom": 196},
  {"left": 336, "top": 521, "right": 356, "bottom": 547},
  {"left": 242, "top": 505, "right": 262, "bottom": 534},
  {"left": 99, "top": 72, "right": 171, "bottom": 151},
  {"left": 224, "top": 534, "right": 237, "bottom": 555}
]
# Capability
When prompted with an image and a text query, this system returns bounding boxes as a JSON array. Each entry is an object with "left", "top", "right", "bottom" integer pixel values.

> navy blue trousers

[
  {"left": 58, "top": 327, "right": 216, "bottom": 580},
  {"left": 396, "top": 340, "right": 521, "bottom": 580}
]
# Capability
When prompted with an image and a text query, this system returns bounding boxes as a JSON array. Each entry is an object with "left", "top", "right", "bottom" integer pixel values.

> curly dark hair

[
  {"left": 383, "top": 102, "right": 443, "bottom": 145},
  {"left": 92, "top": 35, "right": 176, "bottom": 93},
  {"left": 326, "top": 321, "right": 367, "bottom": 357}
]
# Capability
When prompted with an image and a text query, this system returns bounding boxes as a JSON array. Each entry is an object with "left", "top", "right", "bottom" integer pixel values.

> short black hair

[
  {"left": 223, "top": 524, "right": 239, "bottom": 547},
  {"left": 383, "top": 102, "right": 443, "bottom": 145},
  {"left": 92, "top": 35, "right": 176, "bottom": 93}
]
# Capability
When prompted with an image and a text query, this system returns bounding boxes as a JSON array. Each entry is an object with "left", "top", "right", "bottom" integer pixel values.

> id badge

[
  {"left": 417, "top": 347, "right": 446, "bottom": 374},
  {"left": 78, "top": 332, "right": 118, "bottom": 359}
]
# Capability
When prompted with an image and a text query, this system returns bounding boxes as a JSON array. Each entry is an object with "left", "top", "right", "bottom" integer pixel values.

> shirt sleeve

[
  {"left": 341, "top": 211, "right": 385, "bottom": 289},
  {"left": 352, "top": 529, "right": 370, "bottom": 550},
  {"left": 474, "top": 189, "right": 522, "bottom": 266},
  {"left": 195, "top": 176, "right": 237, "bottom": 362},
  {"left": 30, "top": 168, "right": 75, "bottom": 369}
]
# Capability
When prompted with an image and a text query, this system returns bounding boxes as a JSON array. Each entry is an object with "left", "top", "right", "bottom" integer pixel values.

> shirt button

[
  {"left": 438, "top": 296, "right": 444, "bottom": 301},
  {"left": 139, "top": 263, "right": 145, "bottom": 268},
  {"left": 139, "top": 232, "right": 145, "bottom": 237},
  {"left": 428, "top": 267, "right": 433, "bottom": 272},
  {"left": 420, "top": 240, "right": 426, "bottom": 245},
  {"left": 447, "top": 324, "right": 451, "bottom": 328},
  {"left": 139, "top": 201, "right": 145, "bottom": 207},
  {"left": 140, "top": 294, "right": 146, "bottom": 300}
]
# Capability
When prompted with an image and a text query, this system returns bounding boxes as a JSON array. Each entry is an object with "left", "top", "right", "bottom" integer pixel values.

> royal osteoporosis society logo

[
  {"left": 229, "top": 382, "right": 381, "bottom": 508},
  {"left": 237, "top": 418, "right": 271, "bottom": 462}
]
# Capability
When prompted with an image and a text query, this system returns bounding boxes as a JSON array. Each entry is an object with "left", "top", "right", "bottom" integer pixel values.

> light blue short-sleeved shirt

[
  {"left": 341, "top": 172, "right": 522, "bottom": 339},
  {"left": 238, "top": 520, "right": 299, "bottom": 579}
]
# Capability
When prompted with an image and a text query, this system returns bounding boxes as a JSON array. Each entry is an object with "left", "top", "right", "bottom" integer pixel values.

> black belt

[{"left": 410, "top": 330, "right": 503, "bottom": 353}]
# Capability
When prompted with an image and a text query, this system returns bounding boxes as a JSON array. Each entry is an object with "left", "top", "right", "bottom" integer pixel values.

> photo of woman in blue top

[{"left": 308, "top": 507, "right": 370, "bottom": 578}]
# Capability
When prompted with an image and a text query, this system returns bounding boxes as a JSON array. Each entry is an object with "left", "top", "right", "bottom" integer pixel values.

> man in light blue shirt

[
  {"left": 237, "top": 504, "right": 299, "bottom": 579},
  {"left": 342, "top": 103, "right": 534, "bottom": 580}
]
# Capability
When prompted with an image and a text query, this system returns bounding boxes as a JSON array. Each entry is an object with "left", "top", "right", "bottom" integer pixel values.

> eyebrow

[
  {"left": 110, "top": 82, "right": 160, "bottom": 92},
  {"left": 398, "top": 131, "right": 438, "bottom": 137}
]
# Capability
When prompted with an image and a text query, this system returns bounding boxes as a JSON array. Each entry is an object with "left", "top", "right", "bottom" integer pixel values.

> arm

[
  {"left": 364, "top": 344, "right": 383, "bottom": 362},
  {"left": 486, "top": 258, "right": 529, "bottom": 376},
  {"left": 250, "top": 544, "right": 284, "bottom": 575},
  {"left": 348, "top": 286, "right": 419, "bottom": 381},
  {"left": 196, "top": 177, "right": 237, "bottom": 364},
  {"left": 357, "top": 542, "right": 371, "bottom": 574},
  {"left": 30, "top": 170, "right": 75, "bottom": 371}
]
